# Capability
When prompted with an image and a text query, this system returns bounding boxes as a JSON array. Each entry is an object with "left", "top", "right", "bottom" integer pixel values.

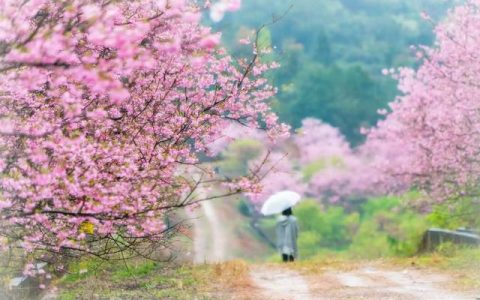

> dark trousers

[{"left": 282, "top": 254, "right": 294, "bottom": 262}]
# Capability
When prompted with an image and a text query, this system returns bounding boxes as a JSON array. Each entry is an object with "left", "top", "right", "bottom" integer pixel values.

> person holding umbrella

[
  {"left": 276, "top": 207, "right": 298, "bottom": 262},
  {"left": 261, "top": 191, "right": 301, "bottom": 262}
]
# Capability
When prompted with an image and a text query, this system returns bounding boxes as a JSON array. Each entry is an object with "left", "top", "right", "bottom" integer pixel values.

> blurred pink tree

[
  {"left": 294, "top": 118, "right": 351, "bottom": 165},
  {"left": 366, "top": 1, "right": 480, "bottom": 202},
  {"left": 246, "top": 152, "right": 305, "bottom": 208},
  {"left": 291, "top": 118, "right": 374, "bottom": 202},
  {"left": 307, "top": 141, "right": 405, "bottom": 203}
]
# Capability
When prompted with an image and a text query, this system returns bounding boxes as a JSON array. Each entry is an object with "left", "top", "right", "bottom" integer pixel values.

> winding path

[{"left": 189, "top": 193, "right": 228, "bottom": 263}]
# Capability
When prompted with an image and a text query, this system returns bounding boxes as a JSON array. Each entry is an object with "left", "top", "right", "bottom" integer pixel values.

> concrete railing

[{"left": 419, "top": 228, "right": 480, "bottom": 252}]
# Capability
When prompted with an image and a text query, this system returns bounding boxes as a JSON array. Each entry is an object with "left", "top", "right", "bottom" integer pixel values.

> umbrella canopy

[{"left": 260, "top": 190, "right": 302, "bottom": 216}]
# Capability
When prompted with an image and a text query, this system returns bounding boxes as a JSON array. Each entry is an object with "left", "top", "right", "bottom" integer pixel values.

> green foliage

[
  {"left": 349, "top": 220, "right": 392, "bottom": 258},
  {"left": 295, "top": 200, "right": 359, "bottom": 255},
  {"left": 217, "top": 139, "right": 264, "bottom": 177},
  {"left": 352, "top": 195, "right": 428, "bottom": 257},
  {"left": 257, "top": 217, "right": 278, "bottom": 242},
  {"left": 427, "top": 197, "right": 480, "bottom": 230},
  {"left": 320, "top": 206, "right": 357, "bottom": 249},
  {"left": 293, "top": 195, "right": 429, "bottom": 259},
  {"left": 237, "top": 199, "right": 252, "bottom": 217},
  {"left": 276, "top": 63, "right": 396, "bottom": 144},
  {"left": 257, "top": 27, "right": 272, "bottom": 52},
  {"left": 215, "top": 0, "right": 453, "bottom": 144},
  {"left": 435, "top": 242, "right": 458, "bottom": 257},
  {"left": 391, "top": 210, "right": 429, "bottom": 255},
  {"left": 360, "top": 195, "right": 400, "bottom": 218},
  {"left": 297, "top": 231, "right": 322, "bottom": 258},
  {"left": 61, "top": 259, "right": 160, "bottom": 284}
]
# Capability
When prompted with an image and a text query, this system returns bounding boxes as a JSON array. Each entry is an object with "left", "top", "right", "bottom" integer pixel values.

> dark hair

[{"left": 282, "top": 207, "right": 293, "bottom": 216}]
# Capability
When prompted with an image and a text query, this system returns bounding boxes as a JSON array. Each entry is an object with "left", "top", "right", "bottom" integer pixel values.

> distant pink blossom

[
  {"left": 209, "top": 0, "right": 241, "bottom": 22},
  {"left": 294, "top": 118, "right": 351, "bottom": 164},
  {"left": 239, "top": 38, "right": 251, "bottom": 45},
  {"left": 199, "top": 33, "right": 221, "bottom": 49}
]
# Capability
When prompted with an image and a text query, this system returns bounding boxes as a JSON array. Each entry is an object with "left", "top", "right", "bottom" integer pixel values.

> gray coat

[{"left": 276, "top": 215, "right": 298, "bottom": 257}]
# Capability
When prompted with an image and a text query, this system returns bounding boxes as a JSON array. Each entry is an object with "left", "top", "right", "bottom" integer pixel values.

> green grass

[
  {"left": 61, "top": 258, "right": 106, "bottom": 283},
  {"left": 56, "top": 259, "right": 253, "bottom": 300},
  {"left": 385, "top": 246, "right": 480, "bottom": 290},
  {"left": 413, "top": 246, "right": 480, "bottom": 271},
  {"left": 57, "top": 259, "right": 212, "bottom": 300},
  {"left": 111, "top": 261, "right": 158, "bottom": 280}
]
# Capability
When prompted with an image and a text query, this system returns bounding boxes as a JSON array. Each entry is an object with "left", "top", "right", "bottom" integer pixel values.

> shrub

[{"left": 292, "top": 195, "right": 429, "bottom": 259}]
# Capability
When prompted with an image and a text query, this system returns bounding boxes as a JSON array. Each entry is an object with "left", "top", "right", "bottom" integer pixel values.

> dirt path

[
  {"left": 188, "top": 187, "right": 228, "bottom": 263},
  {"left": 249, "top": 264, "right": 477, "bottom": 300},
  {"left": 201, "top": 200, "right": 227, "bottom": 262},
  {"left": 250, "top": 266, "right": 313, "bottom": 300},
  {"left": 188, "top": 204, "right": 208, "bottom": 264},
  {"left": 320, "top": 266, "right": 477, "bottom": 299}
]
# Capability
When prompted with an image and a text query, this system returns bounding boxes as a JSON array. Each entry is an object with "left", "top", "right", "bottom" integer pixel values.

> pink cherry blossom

[
  {"left": 365, "top": 0, "right": 480, "bottom": 202},
  {"left": 0, "top": 0, "right": 285, "bottom": 273}
]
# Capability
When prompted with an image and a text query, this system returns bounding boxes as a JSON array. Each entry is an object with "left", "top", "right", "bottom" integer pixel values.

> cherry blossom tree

[
  {"left": 307, "top": 141, "right": 404, "bottom": 203},
  {"left": 0, "top": 0, "right": 287, "bottom": 273},
  {"left": 366, "top": 0, "right": 480, "bottom": 202},
  {"left": 291, "top": 118, "right": 366, "bottom": 202}
]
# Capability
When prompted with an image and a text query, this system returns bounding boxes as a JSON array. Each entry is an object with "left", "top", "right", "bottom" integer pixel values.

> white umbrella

[{"left": 260, "top": 190, "right": 302, "bottom": 216}]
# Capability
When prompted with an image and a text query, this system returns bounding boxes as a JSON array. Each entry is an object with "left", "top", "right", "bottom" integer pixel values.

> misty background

[{"left": 212, "top": 0, "right": 455, "bottom": 144}]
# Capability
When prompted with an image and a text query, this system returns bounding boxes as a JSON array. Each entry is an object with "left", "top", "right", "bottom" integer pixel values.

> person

[{"left": 276, "top": 207, "right": 298, "bottom": 262}]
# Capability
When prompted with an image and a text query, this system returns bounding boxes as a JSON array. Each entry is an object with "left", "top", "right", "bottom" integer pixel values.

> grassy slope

[
  {"left": 213, "top": 197, "right": 273, "bottom": 261},
  {"left": 57, "top": 260, "right": 255, "bottom": 300}
]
